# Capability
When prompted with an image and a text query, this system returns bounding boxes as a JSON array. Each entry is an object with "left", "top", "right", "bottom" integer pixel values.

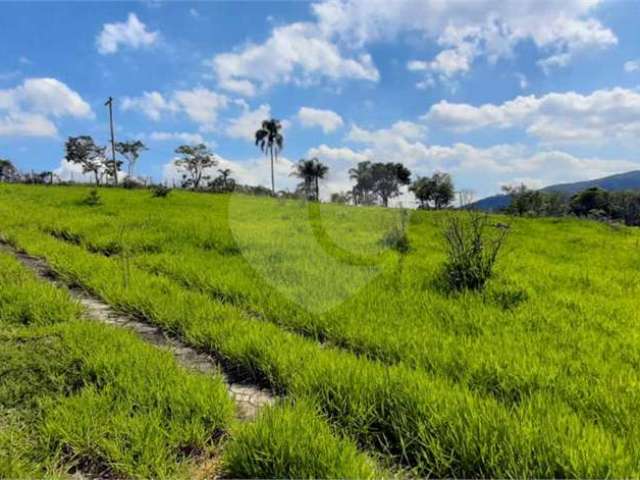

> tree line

[
  {"left": 2, "top": 116, "right": 459, "bottom": 209},
  {"left": 501, "top": 184, "right": 640, "bottom": 226}
]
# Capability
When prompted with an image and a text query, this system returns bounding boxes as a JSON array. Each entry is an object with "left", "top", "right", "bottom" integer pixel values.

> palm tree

[
  {"left": 291, "top": 158, "right": 329, "bottom": 201},
  {"left": 255, "top": 118, "right": 284, "bottom": 195},
  {"left": 217, "top": 168, "right": 232, "bottom": 186},
  {"left": 348, "top": 161, "right": 372, "bottom": 205}
]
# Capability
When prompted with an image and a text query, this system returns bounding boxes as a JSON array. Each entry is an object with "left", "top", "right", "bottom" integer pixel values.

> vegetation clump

[
  {"left": 81, "top": 189, "right": 102, "bottom": 206},
  {"left": 443, "top": 211, "right": 508, "bottom": 291},
  {"left": 223, "top": 401, "right": 377, "bottom": 479},
  {"left": 151, "top": 184, "right": 172, "bottom": 198},
  {"left": 380, "top": 209, "right": 411, "bottom": 253},
  {"left": 410, "top": 172, "right": 455, "bottom": 209}
]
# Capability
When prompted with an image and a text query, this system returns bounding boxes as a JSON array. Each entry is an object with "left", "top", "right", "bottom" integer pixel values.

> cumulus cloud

[
  {"left": 149, "top": 131, "right": 206, "bottom": 144},
  {"left": 424, "top": 87, "right": 640, "bottom": 145},
  {"left": 224, "top": 104, "right": 272, "bottom": 141},
  {"left": 209, "top": 22, "right": 379, "bottom": 96},
  {"left": 307, "top": 117, "right": 639, "bottom": 197},
  {"left": 297, "top": 107, "right": 344, "bottom": 133},
  {"left": 0, "top": 112, "right": 57, "bottom": 137},
  {"left": 0, "top": 78, "right": 92, "bottom": 137},
  {"left": 97, "top": 13, "right": 159, "bottom": 55},
  {"left": 624, "top": 60, "right": 640, "bottom": 73},
  {"left": 121, "top": 88, "right": 228, "bottom": 129},
  {"left": 121, "top": 91, "right": 176, "bottom": 121},
  {"left": 310, "top": 0, "right": 615, "bottom": 86}
]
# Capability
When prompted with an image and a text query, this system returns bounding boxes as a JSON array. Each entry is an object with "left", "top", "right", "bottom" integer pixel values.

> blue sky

[{"left": 1, "top": 0, "right": 640, "bottom": 200}]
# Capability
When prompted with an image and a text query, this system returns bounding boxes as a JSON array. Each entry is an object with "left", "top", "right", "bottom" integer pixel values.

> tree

[
  {"left": 569, "top": 187, "right": 610, "bottom": 217},
  {"left": 115, "top": 140, "right": 147, "bottom": 178},
  {"left": 370, "top": 162, "right": 412, "bottom": 207},
  {"left": 39, "top": 171, "right": 54, "bottom": 185},
  {"left": 255, "top": 118, "right": 284, "bottom": 194},
  {"left": 0, "top": 159, "right": 17, "bottom": 182},
  {"left": 348, "top": 161, "right": 375, "bottom": 205},
  {"left": 501, "top": 184, "right": 544, "bottom": 216},
  {"left": 291, "top": 158, "right": 329, "bottom": 201},
  {"left": 330, "top": 191, "right": 352, "bottom": 204},
  {"left": 64, "top": 136, "right": 107, "bottom": 186},
  {"left": 410, "top": 172, "right": 455, "bottom": 209},
  {"left": 174, "top": 144, "right": 217, "bottom": 190},
  {"left": 209, "top": 168, "right": 236, "bottom": 193}
]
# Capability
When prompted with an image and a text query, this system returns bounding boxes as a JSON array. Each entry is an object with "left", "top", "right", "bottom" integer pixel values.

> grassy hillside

[{"left": 1, "top": 184, "right": 640, "bottom": 477}]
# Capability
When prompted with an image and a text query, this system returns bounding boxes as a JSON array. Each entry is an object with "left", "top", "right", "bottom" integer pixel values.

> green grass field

[{"left": 1, "top": 183, "right": 640, "bottom": 477}]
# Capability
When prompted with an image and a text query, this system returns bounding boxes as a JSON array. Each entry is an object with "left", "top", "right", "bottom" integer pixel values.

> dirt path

[{"left": 0, "top": 243, "right": 275, "bottom": 420}]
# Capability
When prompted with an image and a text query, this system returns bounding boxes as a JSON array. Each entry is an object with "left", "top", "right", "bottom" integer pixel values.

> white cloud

[
  {"left": 54, "top": 158, "right": 97, "bottom": 183},
  {"left": 210, "top": 22, "right": 379, "bottom": 96},
  {"left": 312, "top": 127, "right": 639, "bottom": 197},
  {"left": 0, "top": 78, "right": 93, "bottom": 118},
  {"left": 307, "top": 144, "right": 369, "bottom": 164},
  {"left": 173, "top": 88, "right": 228, "bottom": 126},
  {"left": 149, "top": 131, "right": 205, "bottom": 144},
  {"left": 624, "top": 60, "right": 640, "bottom": 73},
  {"left": 0, "top": 78, "right": 92, "bottom": 137},
  {"left": 424, "top": 87, "right": 640, "bottom": 145},
  {"left": 297, "top": 107, "right": 344, "bottom": 133},
  {"left": 121, "top": 88, "right": 228, "bottom": 129},
  {"left": 0, "top": 112, "right": 57, "bottom": 137},
  {"left": 515, "top": 73, "right": 528, "bottom": 90},
  {"left": 97, "top": 13, "right": 159, "bottom": 55},
  {"left": 312, "top": 0, "right": 616, "bottom": 85},
  {"left": 121, "top": 91, "right": 176, "bottom": 121},
  {"left": 224, "top": 104, "right": 272, "bottom": 141},
  {"left": 537, "top": 52, "right": 572, "bottom": 74}
]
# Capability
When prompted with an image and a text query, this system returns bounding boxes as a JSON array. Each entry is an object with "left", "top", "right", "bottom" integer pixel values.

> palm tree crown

[{"left": 292, "top": 157, "right": 329, "bottom": 201}]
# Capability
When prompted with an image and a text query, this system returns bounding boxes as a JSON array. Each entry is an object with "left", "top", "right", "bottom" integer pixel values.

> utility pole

[{"left": 104, "top": 96, "right": 118, "bottom": 185}]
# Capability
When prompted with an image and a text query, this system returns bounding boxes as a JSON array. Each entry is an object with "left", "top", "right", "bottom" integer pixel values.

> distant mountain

[{"left": 470, "top": 170, "right": 640, "bottom": 211}]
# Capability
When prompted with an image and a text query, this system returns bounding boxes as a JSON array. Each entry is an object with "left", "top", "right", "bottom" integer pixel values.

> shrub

[
  {"left": 82, "top": 189, "right": 102, "bottom": 206},
  {"left": 151, "top": 185, "right": 171, "bottom": 198},
  {"left": 443, "top": 211, "right": 508, "bottom": 291},
  {"left": 380, "top": 209, "right": 410, "bottom": 253}
]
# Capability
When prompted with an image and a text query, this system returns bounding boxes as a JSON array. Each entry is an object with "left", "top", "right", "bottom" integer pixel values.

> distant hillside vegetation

[{"left": 470, "top": 170, "right": 640, "bottom": 211}]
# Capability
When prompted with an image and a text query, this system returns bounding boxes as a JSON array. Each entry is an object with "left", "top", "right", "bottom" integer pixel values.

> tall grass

[
  {"left": 0, "top": 251, "right": 377, "bottom": 478},
  {"left": 1, "top": 185, "right": 640, "bottom": 476}
]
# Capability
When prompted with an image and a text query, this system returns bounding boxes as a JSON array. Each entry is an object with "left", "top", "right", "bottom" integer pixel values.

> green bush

[
  {"left": 443, "top": 212, "right": 508, "bottom": 291},
  {"left": 81, "top": 189, "right": 102, "bottom": 206}
]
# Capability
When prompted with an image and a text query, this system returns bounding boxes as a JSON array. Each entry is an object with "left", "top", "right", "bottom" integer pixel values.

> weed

[{"left": 443, "top": 211, "right": 508, "bottom": 291}]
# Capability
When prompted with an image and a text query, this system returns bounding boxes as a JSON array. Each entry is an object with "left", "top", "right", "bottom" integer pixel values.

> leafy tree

[
  {"left": 115, "top": 140, "right": 147, "bottom": 178},
  {"left": 370, "top": 162, "right": 411, "bottom": 207},
  {"left": 64, "top": 136, "right": 107, "bottom": 186},
  {"left": 410, "top": 172, "right": 455, "bottom": 209},
  {"left": 209, "top": 168, "right": 236, "bottom": 193},
  {"left": 569, "top": 187, "right": 610, "bottom": 217},
  {"left": 0, "top": 159, "right": 18, "bottom": 182},
  {"left": 502, "top": 184, "right": 545, "bottom": 216},
  {"left": 291, "top": 158, "right": 329, "bottom": 201},
  {"left": 255, "top": 118, "right": 284, "bottom": 195},
  {"left": 330, "top": 191, "right": 352, "bottom": 204},
  {"left": 174, "top": 144, "right": 217, "bottom": 190}
]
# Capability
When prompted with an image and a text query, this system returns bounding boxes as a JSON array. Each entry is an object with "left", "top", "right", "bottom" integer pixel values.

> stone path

[{"left": 1, "top": 243, "right": 275, "bottom": 420}]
